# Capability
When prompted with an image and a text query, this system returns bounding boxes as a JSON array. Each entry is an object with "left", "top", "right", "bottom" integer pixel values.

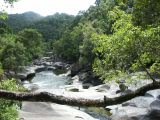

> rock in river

[{"left": 19, "top": 102, "right": 98, "bottom": 120}]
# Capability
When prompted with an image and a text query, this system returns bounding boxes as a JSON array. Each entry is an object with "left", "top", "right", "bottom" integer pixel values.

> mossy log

[{"left": 0, "top": 81, "right": 160, "bottom": 107}]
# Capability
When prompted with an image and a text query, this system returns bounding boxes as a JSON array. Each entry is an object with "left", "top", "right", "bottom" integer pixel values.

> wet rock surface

[
  {"left": 122, "top": 96, "right": 155, "bottom": 108},
  {"left": 20, "top": 71, "right": 101, "bottom": 120},
  {"left": 106, "top": 75, "right": 160, "bottom": 120},
  {"left": 17, "top": 56, "right": 70, "bottom": 81},
  {"left": 19, "top": 102, "right": 98, "bottom": 120},
  {"left": 19, "top": 63, "right": 160, "bottom": 120},
  {"left": 110, "top": 89, "right": 160, "bottom": 120},
  {"left": 17, "top": 66, "right": 44, "bottom": 80}
]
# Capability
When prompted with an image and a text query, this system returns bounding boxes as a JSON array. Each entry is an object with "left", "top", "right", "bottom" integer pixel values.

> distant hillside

[
  {"left": 7, "top": 12, "right": 43, "bottom": 32},
  {"left": 7, "top": 12, "right": 75, "bottom": 41},
  {"left": 30, "top": 13, "right": 75, "bottom": 41}
]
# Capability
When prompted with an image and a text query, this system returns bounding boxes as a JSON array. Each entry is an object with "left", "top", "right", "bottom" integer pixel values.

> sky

[{"left": 1, "top": 0, "right": 95, "bottom": 16}]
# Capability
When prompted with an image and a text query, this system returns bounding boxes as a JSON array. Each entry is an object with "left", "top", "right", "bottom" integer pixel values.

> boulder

[
  {"left": 68, "top": 88, "right": 79, "bottom": 92},
  {"left": 82, "top": 83, "right": 92, "bottom": 89},
  {"left": 145, "top": 89, "right": 160, "bottom": 99},
  {"left": 150, "top": 100, "right": 160, "bottom": 111},
  {"left": 78, "top": 72, "right": 103, "bottom": 86},
  {"left": 94, "top": 84, "right": 110, "bottom": 92},
  {"left": 141, "top": 100, "right": 160, "bottom": 120},
  {"left": 122, "top": 96, "right": 155, "bottom": 108},
  {"left": 17, "top": 66, "right": 46, "bottom": 80},
  {"left": 79, "top": 72, "right": 89, "bottom": 81},
  {"left": 70, "top": 63, "right": 81, "bottom": 77},
  {"left": 20, "top": 102, "right": 98, "bottom": 120},
  {"left": 53, "top": 62, "right": 65, "bottom": 69},
  {"left": 35, "top": 66, "right": 46, "bottom": 72},
  {"left": 46, "top": 66, "right": 55, "bottom": 71},
  {"left": 111, "top": 106, "right": 148, "bottom": 120},
  {"left": 23, "top": 83, "right": 39, "bottom": 91},
  {"left": 42, "top": 62, "right": 52, "bottom": 66}
]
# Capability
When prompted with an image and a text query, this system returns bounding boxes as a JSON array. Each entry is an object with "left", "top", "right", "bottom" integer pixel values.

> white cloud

[{"left": 3, "top": 0, "right": 95, "bottom": 16}]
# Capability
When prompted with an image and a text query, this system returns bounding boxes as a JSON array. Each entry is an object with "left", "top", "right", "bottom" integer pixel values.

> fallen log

[{"left": 0, "top": 81, "right": 160, "bottom": 107}]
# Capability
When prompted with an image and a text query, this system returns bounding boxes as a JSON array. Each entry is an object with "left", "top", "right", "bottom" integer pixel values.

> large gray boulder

[
  {"left": 19, "top": 102, "right": 98, "bottom": 120},
  {"left": 122, "top": 96, "right": 155, "bottom": 108},
  {"left": 111, "top": 106, "right": 148, "bottom": 120},
  {"left": 145, "top": 89, "right": 160, "bottom": 99},
  {"left": 109, "top": 90, "right": 160, "bottom": 120}
]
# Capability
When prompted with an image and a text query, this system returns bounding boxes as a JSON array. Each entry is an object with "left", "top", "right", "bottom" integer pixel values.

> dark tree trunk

[{"left": 0, "top": 81, "right": 160, "bottom": 107}]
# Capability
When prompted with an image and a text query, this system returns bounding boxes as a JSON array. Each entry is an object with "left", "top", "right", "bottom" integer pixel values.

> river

[
  {"left": 20, "top": 70, "right": 111, "bottom": 120},
  {"left": 31, "top": 71, "right": 70, "bottom": 89}
]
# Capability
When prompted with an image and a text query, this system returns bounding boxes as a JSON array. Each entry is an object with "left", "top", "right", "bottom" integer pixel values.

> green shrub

[{"left": 0, "top": 79, "right": 25, "bottom": 120}]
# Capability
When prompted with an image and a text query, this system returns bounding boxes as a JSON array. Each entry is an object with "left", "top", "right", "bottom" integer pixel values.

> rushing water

[{"left": 31, "top": 71, "right": 70, "bottom": 89}]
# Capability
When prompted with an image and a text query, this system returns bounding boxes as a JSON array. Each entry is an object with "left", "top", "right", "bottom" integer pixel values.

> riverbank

[
  {"left": 17, "top": 57, "right": 160, "bottom": 120},
  {"left": 19, "top": 70, "right": 103, "bottom": 120}
]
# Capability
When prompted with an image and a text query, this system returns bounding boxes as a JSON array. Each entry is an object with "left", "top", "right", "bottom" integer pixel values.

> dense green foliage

[
  {"left": 0, "top": 79, "right": 25, "bottom": 120},
  {"left": 0, "top": 5, "right": 44, "bottom": 72},
  {"left": 16, "top": 28, "right": 44, "bottom": 60},
  {"left": 133, "top": 0, "right": 160, "bottom": 27},
  {"left": 0, "top": 0, "right": 160, "bottom": 119},
  {"left": 7, "top": 12, "right": 43, "bottom": 32},
  {"left": 0, "top": 2, "right": 44, "bottom": 72},
  {"left": 53, "top": 19, "right": 84, "bottom": 61},
  {"left": 1, "top": 37, "right": 27, "bottom": 72},
  {"left": 7, "top": 12, "right": 74, "bottom": 42},
  {"left": 0, "top": 22, "right": 12, "bottom": 34},
  {"left": 0, "top": 1, "right": 44, "bottom": 120},
  {"left": 52, "top": 0, "right": 160, "bottom": 81},
  {"left": 30, "top": 13, "right": 74, "bottom": 41},
  {"left": 1, "top": 0, "right": 160, "bottom": 87},
  {"left": 91, "top": 1, "right": 160, "bottom": 81},
  {"left": 1, "top": 0, "right": 160, "bottom": 81},
  {"left": 0, "top": 28, "right": 44, "bottom": 72}
]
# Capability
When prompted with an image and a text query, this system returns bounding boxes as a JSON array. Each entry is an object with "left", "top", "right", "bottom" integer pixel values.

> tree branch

[
  {"left": 138, "top": 59, "right": 156, "bottom": 83},
  {"left": 0, "top": 81, "right": 160, "bottom": 107}
]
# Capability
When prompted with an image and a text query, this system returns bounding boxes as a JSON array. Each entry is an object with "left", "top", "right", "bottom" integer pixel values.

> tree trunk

[
  {"left": 138, "top": 59, "right": 156, "bottom": 83},
  {"left": 0, "top": 81, "right": 160, "bottom": 107}
]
